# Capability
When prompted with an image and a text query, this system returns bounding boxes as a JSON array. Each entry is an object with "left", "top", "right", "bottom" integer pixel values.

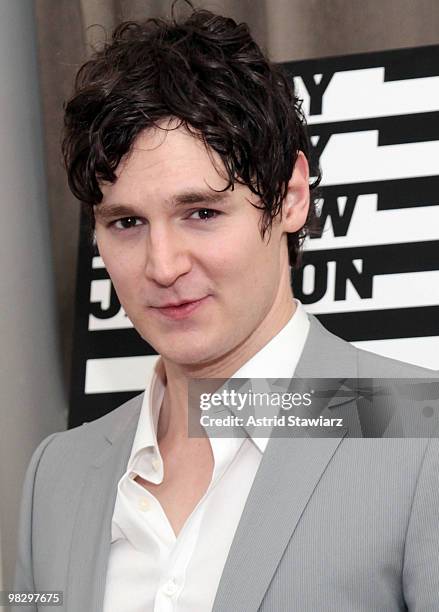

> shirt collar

[
  {"left": 128, "top": 299, "right": 310, "bottom": 466},
  {"left": 126, "top": 356, "right": 165, "bottom": 468},
  {"left": 229, "top": 299, "right": 309, "bottom": 452}
]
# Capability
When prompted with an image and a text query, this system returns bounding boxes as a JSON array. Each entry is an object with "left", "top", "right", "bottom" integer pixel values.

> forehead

[{"left": 101, "top": 122, "right": 230, "bottom": 204}]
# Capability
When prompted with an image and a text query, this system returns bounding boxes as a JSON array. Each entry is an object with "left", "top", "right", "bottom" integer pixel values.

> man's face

[{"left": 95, "top": 122, "right": 305, "bottom": 367}]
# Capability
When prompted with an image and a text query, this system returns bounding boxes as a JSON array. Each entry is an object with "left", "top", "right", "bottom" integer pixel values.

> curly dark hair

[{"left": 62, "top": 3, "right": 320, "bottom": 268}]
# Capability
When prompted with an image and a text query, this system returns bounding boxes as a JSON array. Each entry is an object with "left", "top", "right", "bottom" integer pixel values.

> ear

[{"left": 280, "top": 151, "right": 310, "bottom": 233}]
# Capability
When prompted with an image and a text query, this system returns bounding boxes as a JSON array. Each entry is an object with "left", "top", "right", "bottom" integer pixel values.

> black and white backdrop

[{"left": 69, "top": 44, "right": 439, "bottom": 427}]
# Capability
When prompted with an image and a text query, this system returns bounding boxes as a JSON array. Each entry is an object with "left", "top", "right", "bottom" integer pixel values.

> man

[{"left": 15, "top": 6, "right": 439, "bottom": 612}]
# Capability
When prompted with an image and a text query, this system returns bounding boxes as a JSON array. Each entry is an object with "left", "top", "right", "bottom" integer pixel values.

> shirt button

[
  {"left": 162, "top": 579, "right": 178, "bottom": 597},
  {"left": 152, "top": 457, "right": 161, "bottom": 472},
  {"left": 139, "top": 498, "right": 150, "bottom": 511}
]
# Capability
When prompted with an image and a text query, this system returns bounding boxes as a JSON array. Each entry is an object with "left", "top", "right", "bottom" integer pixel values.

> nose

[{"left": 144, "top": 225, "right": 192, "bottom": 287}]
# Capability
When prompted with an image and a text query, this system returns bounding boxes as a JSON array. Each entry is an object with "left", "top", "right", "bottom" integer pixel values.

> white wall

[{"left": 0, "top": 0, "right": 67, "bottom": 592}]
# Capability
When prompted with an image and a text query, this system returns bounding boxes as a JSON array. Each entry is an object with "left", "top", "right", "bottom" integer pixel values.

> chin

[
  {"left": 154, "top": 337, "right": 224, "bottom": 368},
  {"left": 164, "top": 347, "right": 217, "bottom": 367},
  {"left": 137, "top": 323, "right": 229, "bottom": 366}
]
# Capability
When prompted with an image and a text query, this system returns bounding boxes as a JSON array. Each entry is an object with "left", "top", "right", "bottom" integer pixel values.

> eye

[
  {"left": 113, "top": 217, "right": 143, "bottom": 230},
  {"left": 188, "top": 208, "right": 220, "bottom": 221}
]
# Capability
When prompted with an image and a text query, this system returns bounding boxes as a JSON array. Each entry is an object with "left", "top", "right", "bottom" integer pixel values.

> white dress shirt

[{"left": 103, "top": 300, "right": 310, "bottom": 612}]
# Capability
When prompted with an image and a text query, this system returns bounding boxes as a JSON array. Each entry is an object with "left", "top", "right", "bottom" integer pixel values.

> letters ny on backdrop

[{"left": 70, "top": 45, "right": 439, "bottom": 427}]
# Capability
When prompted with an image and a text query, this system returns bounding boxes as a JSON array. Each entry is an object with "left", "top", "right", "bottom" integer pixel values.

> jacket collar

[{"left": 65, "top": 393, "right": 143, "bottom": 611}]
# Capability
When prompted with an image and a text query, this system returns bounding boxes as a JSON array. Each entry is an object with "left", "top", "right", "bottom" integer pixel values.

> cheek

[
  {"left": 236, "top": 231, "right": 280, "bottom": 277},
  {"left": 208, "top": 226, "right": 268, "bottom": 272},
  {"left": 99, "top": 245, "right": 142, "bottom": 297},
  {"left": 208, "top": 236, "right": 279, "bottom": 302},
  {"left": 240, "top": 240, "right": 283, "bottom": 304},
  {"left": 106, "top": 265, "right": 129, "bottom": 297}
]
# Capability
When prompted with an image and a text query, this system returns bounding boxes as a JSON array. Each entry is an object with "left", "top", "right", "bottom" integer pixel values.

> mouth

[{"left": 151, "top": 296, "right": 210, "bottom": 320}]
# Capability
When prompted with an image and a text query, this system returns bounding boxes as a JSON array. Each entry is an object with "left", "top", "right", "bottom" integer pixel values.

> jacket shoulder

[
  {"left": 33, "top": 392, "right": 144, "bottom": 472},
  {"left": 308, "top": 313, "right": 434, "bottom": 378},
  {"left": 355, "top": 345, "right": 434, "bottom": 378}
]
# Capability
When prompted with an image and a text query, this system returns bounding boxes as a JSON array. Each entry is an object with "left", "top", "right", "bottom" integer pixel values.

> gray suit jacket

[{"left": 14, "top": 315, "right": 439, "bottom": 611}]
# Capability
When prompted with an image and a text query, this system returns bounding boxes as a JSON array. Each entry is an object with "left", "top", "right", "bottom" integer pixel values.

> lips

[
  {"left": 151, "top": 296, "right": 209, "bottom": 320},
  {"left": 156, "top": 299, "right": 202, "bottom": 308}
]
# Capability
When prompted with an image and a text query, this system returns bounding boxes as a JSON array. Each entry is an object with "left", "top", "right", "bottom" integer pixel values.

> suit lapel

[
  {"left": 213, "top": 314, "right": 357, "bottom": 612},
  {"left": 65, "top": 395, "right": 142, "bottom": 612},
  {"left": 212, "top": 432, "right": 346, "bottom": 612}
]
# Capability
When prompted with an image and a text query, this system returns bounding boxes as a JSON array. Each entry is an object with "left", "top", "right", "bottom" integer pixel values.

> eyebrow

[
  {"left": 94, "top": 189, "right": 230, "bottom": 221},
  {"left": 172, "top": 190, "right": 230, "bottom": 206}
]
